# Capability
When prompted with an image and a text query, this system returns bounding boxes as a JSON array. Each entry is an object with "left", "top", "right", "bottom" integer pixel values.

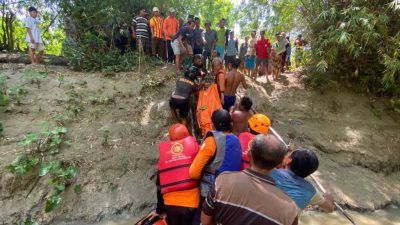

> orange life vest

[
  {"left": 238, "top": 132, "right": 256, "bottom": 170},
  {"left": 158, "top": 136, "right": 199, "bottom": 194}
]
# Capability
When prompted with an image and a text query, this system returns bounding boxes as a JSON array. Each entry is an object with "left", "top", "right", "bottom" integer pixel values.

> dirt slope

[{"left": 0, "top": 63, "right": 399, "bottom": 225}]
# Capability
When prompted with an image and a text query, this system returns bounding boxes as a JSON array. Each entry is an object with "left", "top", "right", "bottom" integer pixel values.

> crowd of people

[
  {"left": 131, "top": 7, "right": 308, "bottom": 79},
  {"left": 135, "top": 7, "right": 330, "bottom": 225}
]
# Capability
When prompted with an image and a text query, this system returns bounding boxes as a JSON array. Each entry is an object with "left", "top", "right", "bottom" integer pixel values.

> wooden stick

[{"left": 270, "top": 126, "right": 358, "bottom": 225}]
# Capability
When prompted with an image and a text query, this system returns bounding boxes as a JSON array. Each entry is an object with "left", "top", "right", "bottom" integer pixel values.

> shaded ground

[{"left": 0, "top": 63, "right": 399, "bottom": 225}]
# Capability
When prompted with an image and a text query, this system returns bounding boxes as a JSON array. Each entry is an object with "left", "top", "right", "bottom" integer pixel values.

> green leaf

[
  {"left": 45, "top": 194, "right": 61, "bottom": 213},
  {"left": 74, "top": 184, "right": 82, "bottom": 194},
  {"left": 24, "top": 217, "right": 39, "bottom": 225},
  {"left": 39, "top": 163, "right": 53, "bottom": 177},
  {"left": 55, "top": 183, "right": 66, "bottom": 192},
  {"left": 67, "top": 166, "right": 78, "bottom": 178}
]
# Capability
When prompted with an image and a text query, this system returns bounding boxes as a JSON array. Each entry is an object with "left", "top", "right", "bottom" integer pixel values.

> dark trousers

[
  {"left": 192, "top": 197, "right": 205, "bottom": 225},
  {"left": 152, "top": 37, "right": 166, "bottom": 59},
  {"left": 165, "top": 205, "right": 197, "bottom": 225},
  {"left": 167, "top": 40, "right": 175, "bottom": 63},
  {"left": 193, "top": 48, "right": 203, "bottom": 55}
]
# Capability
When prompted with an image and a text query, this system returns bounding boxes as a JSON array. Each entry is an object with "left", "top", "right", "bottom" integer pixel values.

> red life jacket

[
  {"left": 238, "top": 132, "right": 256, "bottom": 170},
  {"left": 158, "top": 136, "right": 199, "bottom": 194}
]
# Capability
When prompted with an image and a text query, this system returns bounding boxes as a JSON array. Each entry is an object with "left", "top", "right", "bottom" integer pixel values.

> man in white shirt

[{"left": 25, "top": 6, "right": 44, "bottom": 64}]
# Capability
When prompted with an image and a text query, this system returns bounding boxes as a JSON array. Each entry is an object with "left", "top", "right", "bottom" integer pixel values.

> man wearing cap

[
  {"left": 132, "top": 8, "right": 150, "bottom": 54},
  {"left": 150, "top": 7, "right": 165, "bottom": 59},
  {"left": 163, "top": 8, "right": 179, "bottom": 63}
]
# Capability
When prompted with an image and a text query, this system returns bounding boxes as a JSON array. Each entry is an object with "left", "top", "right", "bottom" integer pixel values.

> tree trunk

[{"left": 0, "top": 53, "right": 68, "bottom": 66}]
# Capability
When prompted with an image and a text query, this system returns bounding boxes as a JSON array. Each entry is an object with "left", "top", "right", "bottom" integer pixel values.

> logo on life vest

[{"left": 171, "top": 143, "right": 184, "bottom": 155}]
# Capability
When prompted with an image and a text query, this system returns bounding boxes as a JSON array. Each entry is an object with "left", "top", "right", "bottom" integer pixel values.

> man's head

[
  {"left": 169, "top": 123, "right": 190, "bottom": 141},
  {"left": 185, "top": 65, "right": 201, "bottom": 81},
  {"left": 193, "top": 54, "right": 203, "bottom": 68},
  {"left": 138, "top": 8, "right": 146, "bottom": 17},
  {"left": 205, "top": 21, "right": 211, "bottom": 30},
  {"left": 260, "top": 30, "right": 265, "bottom": 39},
  {"left": 28, "top": 6, "right": 38, "bottom": 18},
  {"left": 248, "top": 114, "right": 271, "bottom": 134},
  {"left": 153, "top": 7, "right": 160, "bottom": 16},
  {"left": 276, "top": 32, "right": 282, "bottom": 40},
  {"left": 245, "top": 36, "right": 249, "bottom": 43},
  {"left": 239, "top": 96, "right": 253, "bottom": 112},
  {"left": 195, "top": 17, "right": 200, "bottom": 27},
  {"left": 211, "top": 109, "right": 232, "bottom": 132},
  {"left": 187, "top": 20, "right": 195, "bottom": 30},
  {"left": 251, "top": 31, "right": 256, "bottom": 38},
  {"left": 229, "top": 31, "right": 234, "bottom": 39},
  {"left": 288, "top": 148, "right": 319, "bottom": 178},
  {"left": 249, "top": 134, "right": 287, "bottom": 170},
  {"left": 231, "top": 57, "right": 241, "bottom": 70},
  {"left": 219, "top": 18, "right": 226, "bottom": 28},
  {"left": 212, "top": 57, "right": 223, "bottom": 71},
  {"left": 168, "top": 8, "right": 176, "bottom": 17}
]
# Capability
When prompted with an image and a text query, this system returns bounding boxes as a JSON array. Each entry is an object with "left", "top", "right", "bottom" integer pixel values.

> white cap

[
  {"left": 169, "top": 7, "right": 175, "bottom": 12},
  {"left": 153, "top": 7, "right": 159, "bottom": 12}
]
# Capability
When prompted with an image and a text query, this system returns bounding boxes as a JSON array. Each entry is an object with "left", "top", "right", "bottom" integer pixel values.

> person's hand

[
  {"left": 30, "top": 38, "right": 35, "bottom": 44},
  {"left": 221, "top": 96, "right": 224, "bottom": 105},
  {"left": 137, "top": 211, "right": 164, "bottom": 225},
  {"left": 323, "top": 192, "right": 334, "bottom": 203}
]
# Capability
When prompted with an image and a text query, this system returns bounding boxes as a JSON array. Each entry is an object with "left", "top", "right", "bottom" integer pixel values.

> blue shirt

[
  {"left": 172, "top": 26, "right": 190, "bottom": 42},
  {"left": 270, "top": 169, "right": 317, "bottom": 209}
]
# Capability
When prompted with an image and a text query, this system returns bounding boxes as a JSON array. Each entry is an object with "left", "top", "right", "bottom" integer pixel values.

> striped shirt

[
  {"left": 203, "top": 169, "right": 298, "bottom": 225},
  {"left": 132, "top": 16, "right": 149, "bottom": 39},
  {"left": 150, "top": 16, "right": 164, "bottom": 39}
]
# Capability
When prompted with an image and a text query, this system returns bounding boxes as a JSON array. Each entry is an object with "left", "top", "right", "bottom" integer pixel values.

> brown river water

[{"left": 60, "top": 206, "right": 400, "bottom": 225}]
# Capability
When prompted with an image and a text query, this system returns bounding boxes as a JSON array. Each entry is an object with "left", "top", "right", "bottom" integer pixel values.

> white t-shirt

[{"left": 25, "top": 16, "right": 42, "bottom": 43}]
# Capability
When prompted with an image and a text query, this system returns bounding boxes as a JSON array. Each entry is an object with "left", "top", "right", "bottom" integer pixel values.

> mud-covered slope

[
  {"left": 0, "top": 64, "right": 399, "bottom": 225},
  {"left": 0, "top": 63, "right": 177, "bottom": 224}
]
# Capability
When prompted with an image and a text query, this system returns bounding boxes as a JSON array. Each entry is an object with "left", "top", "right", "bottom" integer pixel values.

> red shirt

[{"left": 255, "top": 38, "right": 271, "bottom": 59}]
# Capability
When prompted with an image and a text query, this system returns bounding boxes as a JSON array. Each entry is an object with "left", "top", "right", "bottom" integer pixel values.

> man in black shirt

[{"left": 169, "top": 55, "right": 204, "bottom": 127}]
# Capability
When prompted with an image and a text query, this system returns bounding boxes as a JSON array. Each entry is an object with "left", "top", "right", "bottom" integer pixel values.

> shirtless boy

[
  {"left": 230, "top": 96, "right": 254, "bottom": 134},
  {"left": 223, "top": 58, "right": 248, "bottom": 111}
]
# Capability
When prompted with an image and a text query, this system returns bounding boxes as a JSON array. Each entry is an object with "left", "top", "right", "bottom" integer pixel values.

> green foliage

[
  {"left": 6, "top": 154, "right": 39, "bottom": 176},
  {"left": 74, "top": 184, "right": 82, "bottom": 194},
  {"left": 300, "top": 0, "right": 400, "bottom": 106},
  {"left": 24, "top": 217, "right": 39, "bottom": 225},
  {"left": 45, "top": 194, "right": 61, "bottom": 213},
  {"left": 7, "top": 85, "right": 28, "bottom": 105},
  {"left": 0, "top": 73, "right": 9, "bottom": 106},
  {"left": 0, "top": 121, "right": 3, "bottom": 136},
  {"left": 57, "top": 74, "right": 65, "bottom": 88}
]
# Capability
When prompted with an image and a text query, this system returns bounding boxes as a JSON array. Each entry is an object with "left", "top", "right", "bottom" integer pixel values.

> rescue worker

[
  {"left": 189, "top": 109, "right": 242, "bottom": 225},
  {"left": 150, "top": 124, "right": 200, "bottom": 225},
  {"left": 238, "top": 113, "right": 271, "bottom": 170},
  {"left": 169, "top": 55, "right": 204, "bottom": 127}
]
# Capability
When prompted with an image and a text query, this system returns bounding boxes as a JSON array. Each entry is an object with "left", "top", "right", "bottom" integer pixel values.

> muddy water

[{"left": 63, "top": 206, "right": 400, "bottom": 225}]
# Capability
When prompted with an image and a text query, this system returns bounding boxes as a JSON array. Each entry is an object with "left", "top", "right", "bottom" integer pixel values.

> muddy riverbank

[{"left": 0, "top": 63, "right": 399, "bottom": 224}]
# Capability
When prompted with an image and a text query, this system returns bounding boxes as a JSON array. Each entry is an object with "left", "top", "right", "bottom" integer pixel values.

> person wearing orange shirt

[
  {"left": 150, "top": 7, "right": 165, "bottom": 59},
  {"left": 163, "top": 8, "right": 179, "bottom": 63},
  {"left": 189, "top": 109, "right": 242, "bottom": 225}
]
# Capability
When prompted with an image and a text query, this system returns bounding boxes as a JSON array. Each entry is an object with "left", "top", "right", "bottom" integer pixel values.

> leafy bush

[{"left": 300, "top": 0, "right": 400, "bottom": 106}]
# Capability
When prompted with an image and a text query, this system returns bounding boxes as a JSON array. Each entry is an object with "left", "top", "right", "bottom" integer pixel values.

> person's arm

[
  {"left": 201, "top": 184, "right": 217, "bottom": 225},
  {"left": 131, "top": 18, "right": 137, "bottom": 38},
  {"left": 310, "top": 190, "right": 335, "bottom": 213},
  {"left": 149, "top": 18, "right": 155, "bottom": 37},
  {"left": 218, "top": 72, "right": 225, "bottom": 105},
  {"left": 156, "top": 174, "right": 166, "bottom": 215},
  {"left": 162, "top": 19, "right": 168, "bottom": 39},
  {"left": 241, "top": 74, "right": 249, "bottom": 89},
  {"left": 189, "top": 137, "right": 216, "bottom": 179}
]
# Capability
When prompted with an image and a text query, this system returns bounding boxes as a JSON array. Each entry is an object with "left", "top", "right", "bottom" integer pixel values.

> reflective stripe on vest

[
  {"left": 158, "top": 136, "right": 199, "bottom": 194},
  {"left": 200, "top": 131, "right": 242, "bottom": 197},
  {"left": 238, "top": 132, "right": 256, "bottom": 170}
]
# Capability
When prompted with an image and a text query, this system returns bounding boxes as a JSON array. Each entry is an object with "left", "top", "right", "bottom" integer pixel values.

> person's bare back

[
  {"left": 231, "top": 109, "right": 252, "bottom": 134},
  {"left": 230, "top": 96, "right": 254, "bottom": 134},
  {"left": 225, "top": 69, "right": 247, "bottom": 96}
]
